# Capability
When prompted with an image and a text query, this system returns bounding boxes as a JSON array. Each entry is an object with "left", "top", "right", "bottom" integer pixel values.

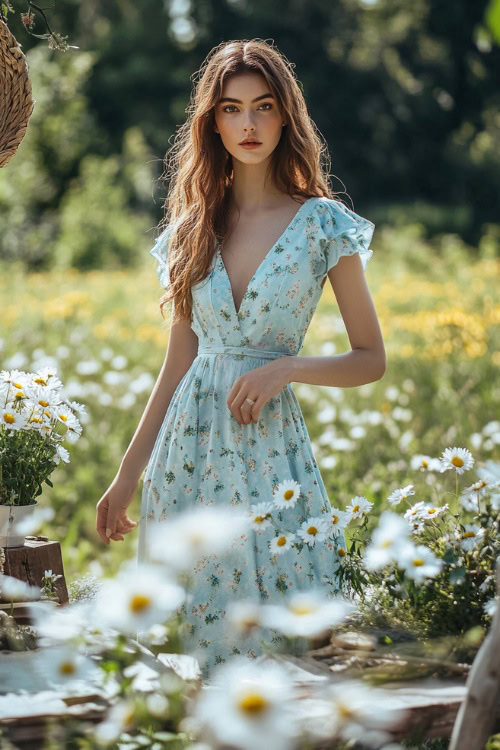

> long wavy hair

[{"left": 155, "top": 38, "right": 341, "bottom": 325}]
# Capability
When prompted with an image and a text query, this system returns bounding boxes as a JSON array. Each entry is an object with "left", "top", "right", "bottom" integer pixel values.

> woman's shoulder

[{"left": 308, "top": 195, "right": 375, "bottom": 238}]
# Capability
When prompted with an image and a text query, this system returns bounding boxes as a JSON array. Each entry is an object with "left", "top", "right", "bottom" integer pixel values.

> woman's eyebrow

[{"left": 217, "top": 93, "right": 274, "bottom": 104}]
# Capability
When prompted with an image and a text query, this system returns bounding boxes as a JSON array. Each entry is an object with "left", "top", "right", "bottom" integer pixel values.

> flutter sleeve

[
  {"left": 314, "top": 198, "right": 375, "bottom": 275},
  {"left": 149, "top": 224, "right": 173, "bottom": 289}
]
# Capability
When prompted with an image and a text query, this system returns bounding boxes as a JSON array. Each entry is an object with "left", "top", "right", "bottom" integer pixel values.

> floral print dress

[{"left": 137, "top": 196, "right": 375, "bottom": 679}]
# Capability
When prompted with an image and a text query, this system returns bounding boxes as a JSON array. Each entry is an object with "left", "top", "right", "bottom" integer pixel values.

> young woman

[{"left": 96, "top": 38, "right": 386, "bottom": 679}]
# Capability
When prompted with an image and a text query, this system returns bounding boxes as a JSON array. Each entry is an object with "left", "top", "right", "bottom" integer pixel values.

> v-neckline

[{"left": 217, "top": 197, "right": 316, "bottom": 316}]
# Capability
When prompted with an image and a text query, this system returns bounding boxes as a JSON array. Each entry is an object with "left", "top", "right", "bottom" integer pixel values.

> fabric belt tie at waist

[{"left": 197, "top": 345, "right": 293, "bottom": 360}]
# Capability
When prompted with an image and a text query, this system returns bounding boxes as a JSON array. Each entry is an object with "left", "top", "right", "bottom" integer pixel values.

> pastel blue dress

[{"left": 137, "top": 196, "right": 375, "bottom": 679}]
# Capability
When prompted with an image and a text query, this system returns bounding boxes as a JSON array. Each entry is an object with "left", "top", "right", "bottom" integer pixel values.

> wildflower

[
  {"left": 411, "top": 454, "right": 442, "bottom": 472},
  {"left": 34, "top": 644, "right": 102, "bottom": 689},
  {"left": 396, "top": 543, "right": 443, "bottom": 583},
  {"left": 419, "top": 503, "right": 449, "bottom": 520},
  {"left": 269, "top": 532, "right": 296, "bottom": 554},
  {"left": 149, "top": 506, "right": 250, "bottom": 569},
  {"left": 272, "top": 479, "right": 301, "bottom": 510},
  {"left": 315, "top": 679, "right": 409, "bottom": 747},
  {"left": 345, "top": 496, "right": 373, "bottom": 519},
  {"left": 296, "top": 516, "right": 330, "bottom": 546},
  {"left": 403, "top": 501, "right": 426, "bottom": 521},
  {"left": 248, "top": 502, "right": 274, "bottom": 532},
  {"left": 260, "top": 590, "right": 353, "bottom": 638},
  {"left": 226, "top": 600, "right": 264, "bottom": 637},
  {"left": 484, "top": 597, "right": 498, "bottom": 618},
  {"left": 457, "top": 524, "right": 485, "bottom": 551},
  {"left": 90, "top": 562, "right": 185, "bottom": 636},
  {"left": 330, "top": 507, "right": 350, "bottom": 536},
  {"left": 439, "top": 447, "right": 474, "bottom": 475},
  {"left": 364, "top": 512, "right": 410, "bottom": 570},
  {"left": 387, "top": 484, "right": 415, "bottom": 507},
  {"left": 190, "top": 658, "right": 301, "bottom": 750}
]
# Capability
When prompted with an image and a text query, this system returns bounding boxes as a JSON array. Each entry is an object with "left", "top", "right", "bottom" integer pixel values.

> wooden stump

[{"left": 0, "top": 537, "right": 68, "bottom": 624}]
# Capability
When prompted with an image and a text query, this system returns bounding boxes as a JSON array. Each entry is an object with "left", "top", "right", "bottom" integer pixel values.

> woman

[{"left": 96, "top": 38, "right": 386, "bottom": 679}]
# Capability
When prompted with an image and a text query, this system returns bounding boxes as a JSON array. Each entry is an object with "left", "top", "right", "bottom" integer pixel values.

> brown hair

[{"left": 155, "top": 38, "right": 339, "bottom": 325}]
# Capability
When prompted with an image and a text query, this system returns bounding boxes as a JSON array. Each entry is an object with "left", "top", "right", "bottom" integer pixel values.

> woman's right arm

[{"left": 95, "top": 315, "right": 199, "bottom": 544}]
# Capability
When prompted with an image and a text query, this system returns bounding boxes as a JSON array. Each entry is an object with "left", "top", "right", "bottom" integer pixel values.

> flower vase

[{"left": 0, "top": 502, "right": 38, "bottom": 548}]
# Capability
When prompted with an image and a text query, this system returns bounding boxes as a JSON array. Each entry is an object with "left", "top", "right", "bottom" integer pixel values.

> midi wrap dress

[{"left": 137, "top": 196, "right": 375, "bottom": 679}]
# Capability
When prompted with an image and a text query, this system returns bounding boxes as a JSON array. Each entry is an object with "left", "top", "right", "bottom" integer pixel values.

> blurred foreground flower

[{"left": 189, "top": 657, "right": 301, "bottom": 750}]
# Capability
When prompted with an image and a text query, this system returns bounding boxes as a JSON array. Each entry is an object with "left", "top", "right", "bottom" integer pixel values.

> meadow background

[{"left": 1, "top": 0, "right": 499, "bottom": 588}]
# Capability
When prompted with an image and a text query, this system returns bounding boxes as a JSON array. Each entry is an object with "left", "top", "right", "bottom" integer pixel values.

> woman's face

[{"left": 214, "top": 73, "right": 285, "bottom": 164}]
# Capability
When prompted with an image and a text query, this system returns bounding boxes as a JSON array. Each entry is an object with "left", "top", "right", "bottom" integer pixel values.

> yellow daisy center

[
  {"left": 130, "top": 594, "right": 151, "bottom": 613},
  {"left": 13, "top": 382, "right": 23, "bottom": 389},
  {"left": 34, "top": 377, "right": 48, "bottom": 386},
  {"left": 463, "top": 531, "right": 476, "bottom": 538},
  {"left": 38, "top": 399, "right": 49, "bottom": 407},
  {"left": 59, "top": 661, "right": 76, "bottom": 675},
  {"left": 291, "top": 604, "right": 315, "bottom": 616},
  {"left": 238, "top": 693, "right": 269, "bottom": 716},
  {"left": 338, "top": 548, "right": 346, "bottom": 557},
  {"left": 3, "top": 414, "right": 15, "bottom": 424},
  {"left": 412, "top": 558, "right": 424, "bottom": 567},
  {"left": 59, "top": 414, "right": 68, "bottom": 422},
  {"left": 352, "top": 505, "right": 360, "bottom": 512},
  {"left": 307, "top": 526, "right": 318, "bottom": 536},
  {"left": 14, "top": 392, "right": 24, "bottom": 400},
  {"left": 427, "top": 508, "right": 437, "bottom": 514},
  {"left": 338, "top": 703, "right": 355, "bottom": 720},
  {"left": 277, "top": 536, "right": 287, "bottom": 547},
  {"left": 255, "top": 515, "right": 266, "bottom": 524},
  {"left": 451, "top": 456, "right": 464, "bottom": 467},
  {"left": 332, "top": 514, "right": 339, "bottom": 524},
  {"left": 422, "top": 459, "right": 428, "bottom": 468}
]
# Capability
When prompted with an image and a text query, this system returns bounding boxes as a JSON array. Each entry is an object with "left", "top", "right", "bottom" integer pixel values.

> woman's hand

[
  {"left": 226, "top": 357, "right": 293, "bottom": 425},
  {"left": 96, "top": 474, "right": 139, "bottom": 545}
]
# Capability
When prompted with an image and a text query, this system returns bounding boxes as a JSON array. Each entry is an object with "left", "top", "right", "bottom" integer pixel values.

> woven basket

[{"left": 0, "top": 18, "right": 35, "bottom": 168}]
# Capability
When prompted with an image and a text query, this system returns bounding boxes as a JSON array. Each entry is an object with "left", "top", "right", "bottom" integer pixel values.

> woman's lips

[{"left": 239, "top": 142, "right": 261, "bottom": 149}]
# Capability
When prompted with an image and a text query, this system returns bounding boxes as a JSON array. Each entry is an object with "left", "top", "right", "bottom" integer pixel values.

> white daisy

[
  {"left": 410, "top": 454, "right": 442, "bottom": 472},
  {"left": 457, "top": 524, "right": 485, "bottom": 551},
  {"left": 269, "top": 532, "right": 296, "bottom": 554},
  {"left": 345, "top": 496, "right": 373, "bottom": 519},
  {"left": 34, "top": 644, "right": 102, "bottom": 689},
  {"left": 296, "top": 516, "right": 330, "bottom": 546},
  {"left": 149, "top": 506, "right": 250, "bottom": 570},
  {"left": 363, "top": 511, "right": 411, "bottom": 570},
  {"left": 90, "top": 562, "right": 185, "bottom": 636},
  {"left": 320, "top": 679, "right": 408, "bottom": 746},
  {"left": 190, "top": 658, "right": 300, "bottom": 750},
  {"left": 387, "top": 484, "right": 415, "bottom": 507},
  {"left": 94, "top": 698, "right": 137, "bottom": 745},
  {"left": 330, "top": 507, "right": 350, "bottom": 536},
  {"left": 226, "top": 600, "right": 264, "bottom": 637},
  {"left": 484, "top": 597, "right": 498, "bottom": 618},
  {"left": 248, "top": 502, "right": 275, "bottom": 532},
  {"left": 272, "top": 479, "right": 301, "bottom": 510},
  {"left": 403, "top": 501, "right": 426, "bottom": 521},
  {"left": 419, "top": 503, "right": 449, "bottom": 520},
  {"left": 260, "top": 590, "right": 354, "bottom": 638},
  {"left": 396, "top": 543, "right": 443, "bottom": 583},
  {"left": 0, "top": 574, "right": 40, "bottom": 601},
  {"left": 439, "top": 447, "right": 474, "bottom": 475}
]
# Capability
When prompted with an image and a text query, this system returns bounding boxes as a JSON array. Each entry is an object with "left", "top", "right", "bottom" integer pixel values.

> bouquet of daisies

[{"left": 0, "top": 367, "right": 84, "bottom": 506}]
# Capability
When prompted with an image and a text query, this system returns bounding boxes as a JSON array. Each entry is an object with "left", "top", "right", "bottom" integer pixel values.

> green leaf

[
  {"left": 450, "top": 566, "right": 466, "bottom": 584},
  {"left": 443, "top": 547, "right": 457, "bottom": 565},
  {"left": 45, "top": 478, "right": 53, "bottom": 487}
]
